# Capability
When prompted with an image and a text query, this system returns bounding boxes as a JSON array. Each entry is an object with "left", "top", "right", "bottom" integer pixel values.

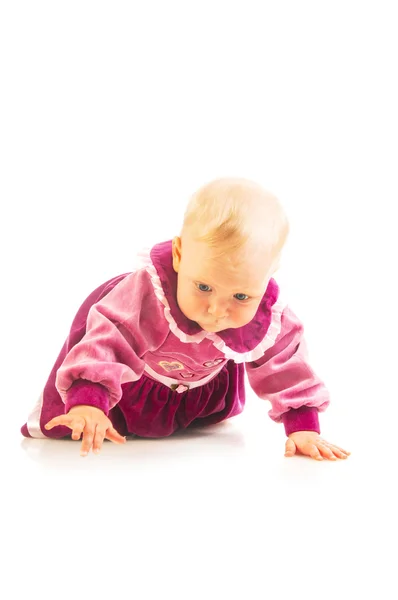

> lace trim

[
  {"left": 138, "top": 247, "right": 286, "bottom": 362},
  {"left": 137, "top": 249, "right": 208, "bottom": 344},
  {"left": 206, "top": 295, "right": 285, "bottom": 363}
]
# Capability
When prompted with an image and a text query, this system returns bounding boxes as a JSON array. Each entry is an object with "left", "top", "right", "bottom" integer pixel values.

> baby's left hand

[{"left": 285, "top": 431, "right": 350, "bottom": 461}]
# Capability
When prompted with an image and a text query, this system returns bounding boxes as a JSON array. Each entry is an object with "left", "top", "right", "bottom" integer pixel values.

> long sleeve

[
  {"left": 245, "top": 305, "right": 330, "bottom": 435},
  {"left": 55, "top": 269, "right": 169, "bottom": 415}
]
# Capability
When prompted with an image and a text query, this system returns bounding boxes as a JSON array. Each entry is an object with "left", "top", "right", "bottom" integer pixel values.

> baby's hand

[
  {"left": 45, "top": 405, "right": 126, "bottom": 457},
  {"left": 284, "top": 431, "right": 350, "bottom": 461}
]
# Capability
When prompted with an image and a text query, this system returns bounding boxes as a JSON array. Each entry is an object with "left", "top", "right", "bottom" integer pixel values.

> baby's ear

[{"left": 172, "top": 236, "right": 182, "bottom": 272}]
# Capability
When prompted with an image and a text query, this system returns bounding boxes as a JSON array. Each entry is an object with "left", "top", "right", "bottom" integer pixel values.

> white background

[{"left": 1, "top": 1, "right": 397, "bottom": 598}]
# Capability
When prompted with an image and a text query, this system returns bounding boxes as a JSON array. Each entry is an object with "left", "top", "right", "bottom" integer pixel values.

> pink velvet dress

[{"left": 21, "top": 240, "right": 329, "bottom": 439}]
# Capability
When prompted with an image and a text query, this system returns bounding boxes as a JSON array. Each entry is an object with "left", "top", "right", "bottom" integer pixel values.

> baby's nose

[{"left": 208, "top": 300, "right": 228, "bottom": 318}]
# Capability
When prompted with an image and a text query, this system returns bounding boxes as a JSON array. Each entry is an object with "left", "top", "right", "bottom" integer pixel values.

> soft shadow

[{"left": 19, "top": 420, "right": 247, "bottom": 472}]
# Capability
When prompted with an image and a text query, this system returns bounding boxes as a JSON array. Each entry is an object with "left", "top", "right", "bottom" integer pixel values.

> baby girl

[{"left": 21, "top": 177, "right": 350, "bottom": 461}]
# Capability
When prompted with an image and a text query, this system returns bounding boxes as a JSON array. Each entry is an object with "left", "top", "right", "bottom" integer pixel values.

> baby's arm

[
  {"left": 41, "top": 269, "right": 170, "bottom": 455},
  {"left": 246, "top": 305, "right": 350, "bottom": 460},
  {"left": 246, "top": 306, "right": 329, "bottom": 430},
  {"left": 55, "top": 269, "right": 168, "bottom": 418}
]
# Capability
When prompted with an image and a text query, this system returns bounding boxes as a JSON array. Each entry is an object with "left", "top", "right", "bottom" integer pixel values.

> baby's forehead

[
  {"left": 189, "top": 255, "right": 269, "bottom": 292},
  {"left": 192, "top": 241, "right": 268, "bottom": 268}
]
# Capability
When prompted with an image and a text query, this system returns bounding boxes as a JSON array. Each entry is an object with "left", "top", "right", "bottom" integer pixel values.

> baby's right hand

[{"left": 45, "top": 405, "right": 126, "bottom": 457}]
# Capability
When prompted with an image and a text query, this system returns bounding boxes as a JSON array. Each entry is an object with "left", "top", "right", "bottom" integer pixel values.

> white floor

[{"left": 4, "top": 378, "right": 397, "bottom": 600}]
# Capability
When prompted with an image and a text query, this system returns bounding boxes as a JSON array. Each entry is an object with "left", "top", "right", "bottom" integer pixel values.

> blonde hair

[{"left": 182, "top": 177, "right": 289, "bottom": 263}]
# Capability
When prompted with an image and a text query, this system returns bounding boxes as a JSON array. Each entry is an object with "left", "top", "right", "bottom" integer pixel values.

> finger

[
  {"left": 80, "top": 425, "right": 96, "bottom": 457},
  {"left": 319, "top": 441, "right": 350, "bottom": 459},
  {"left": 45, "top": 415, "right": 73, "bottom": 430},
  {"left": 308, "top": 445, "right": 323, "bottom": 461},
  {"left": 284, "top": 438, "right": 296, "bottom": 457},
  {"left": 317, "top": 443, "right": 337, "bottom": 461},
  {"left": 333, "top": 446, "right": 351, "bottom": 456},
  {"left": 71, "top": 419, "right": 86, "bottom": 441},
  {"left": 337, "top": 451, "right": 349, "bottom": 459},
  {"left": 329, "top": 447, "right": 350, "bottom": 459},
  {"left": 105, "top": 426, "right": 127, "bottom": 445},
  {"left": 92, "top": 427, "right": 107, "bottom": 454}
]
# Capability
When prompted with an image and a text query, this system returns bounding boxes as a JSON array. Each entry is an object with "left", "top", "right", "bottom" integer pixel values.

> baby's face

[{"left": 172, "top": 236, "right": 276, "bottom": 333}]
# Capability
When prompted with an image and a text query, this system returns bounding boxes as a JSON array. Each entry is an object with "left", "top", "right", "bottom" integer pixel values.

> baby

[{"left": 21, "top": 177, "right": 350, "bottom": 461}]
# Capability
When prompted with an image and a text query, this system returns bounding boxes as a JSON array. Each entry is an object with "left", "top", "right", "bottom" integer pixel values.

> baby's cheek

[
  {"left": 177, "top": 291, "right": 191, "bottom": 317},
  {"left": 195, "top": 298, "right": 208, "bottom": 316},
  {"left": 235, "top": 305, "right": 257, "bottom": 326},
  {"left": 185, "top": 296, "right": 204, "bottom": 318}
]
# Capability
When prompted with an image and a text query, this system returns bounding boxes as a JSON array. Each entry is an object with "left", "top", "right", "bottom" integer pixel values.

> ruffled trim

[
  {"left": 137, "top": 246, "right": 287, "bottom": 363},
  {"left": 136, "top": 248, "right": 208, "bottom": 344},
  {"left": 205, "top": 294, "right": 286, "bottom": 363}
]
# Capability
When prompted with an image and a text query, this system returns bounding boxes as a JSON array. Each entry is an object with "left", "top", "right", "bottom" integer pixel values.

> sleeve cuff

[
  {"left": 282, "top": 406, "right": 320, "bottom": 436},
  {"left": 65, "top": 380, "right": 110, "bottom": 416}
]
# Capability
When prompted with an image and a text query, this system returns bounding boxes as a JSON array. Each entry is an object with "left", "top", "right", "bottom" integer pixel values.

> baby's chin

[
  {"left": 201, "top": 326, "right": 224, "bottom": 333},
  {"left": 198, "top": 321, "right": 239, "bottom": 333}
]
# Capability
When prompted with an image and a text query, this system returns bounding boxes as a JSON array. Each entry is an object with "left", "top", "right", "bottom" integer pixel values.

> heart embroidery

[
  {"left": 203, "top": 359, "right": 224, "bottom": 368},
  {"left": 159, "top": 361, "right": 184, "bottom": 372}
]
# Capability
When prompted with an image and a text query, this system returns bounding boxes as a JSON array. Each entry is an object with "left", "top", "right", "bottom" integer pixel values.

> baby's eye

[
  {"left": 197, "top": 283, "right": 212, "bottom": 292},
  {"left": 234, "top": 293, "right": 249, "bottom": 301}
]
